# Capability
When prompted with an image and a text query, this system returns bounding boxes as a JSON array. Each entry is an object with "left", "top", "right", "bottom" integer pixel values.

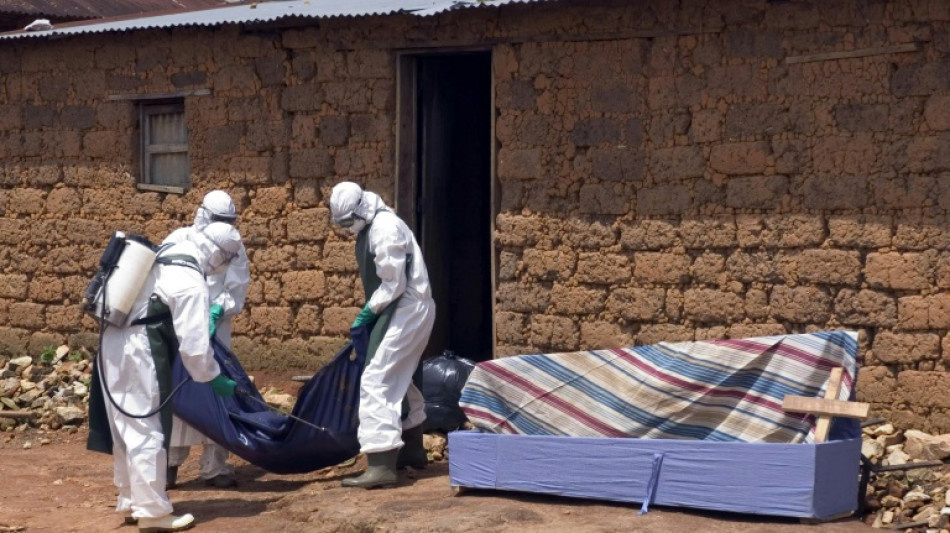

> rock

[
  {"left": 8, "top": 356, "right": 32, "bottom": 370},
  {"left": 886, "top": 449, "right": 912, "bottom": 466},
  {"left": 0, "top": 379, "right": 19, "bottom": 398},
  {"left": 905, "top": 430, "right": 950, "bottom": 461},
  {"left": 54, "top": 406, "right": 85, "bottom": 425},
  {"left": 72, "top": 382, "right": 88, "bottom": 398},
  {"left": 863, "top": 439, "right": 885, "bottom": 459}
]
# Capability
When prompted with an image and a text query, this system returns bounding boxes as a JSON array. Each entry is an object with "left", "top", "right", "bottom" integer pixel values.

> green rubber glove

[
  {"left": 209, "top": 374, "right": 236, "bottom": 397},
  {"left": 352, "top": 303, "right": 377, "bottom": 328},
  {"left": 209, "top": 303, "right": 224, "bottom": 338}
]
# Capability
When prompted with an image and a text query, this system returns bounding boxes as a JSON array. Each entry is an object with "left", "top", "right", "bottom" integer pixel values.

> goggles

[
  {"left": 332, "top": 198, "right": 363, "bottom": 228},
  {"left": 202, "top": 206, "right": 238, "bottom": 225}
]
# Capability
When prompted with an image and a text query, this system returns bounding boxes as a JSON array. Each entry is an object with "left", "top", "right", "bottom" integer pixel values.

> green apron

[
  {"left": 87, "top": 254, "right": 197, "bottom": 454},
  {"left": 355, "top": 222, "right": 421, "bottom": 419}
]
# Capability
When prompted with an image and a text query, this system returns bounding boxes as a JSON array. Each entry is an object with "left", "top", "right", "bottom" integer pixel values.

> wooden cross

[{"left": 782, "top": 367, "right": 870, "bottom": 443}]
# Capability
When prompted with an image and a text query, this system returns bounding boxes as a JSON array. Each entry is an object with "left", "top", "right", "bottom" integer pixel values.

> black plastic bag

[{"left": 422, "top": 350, "right": 476, "bottom": 433}]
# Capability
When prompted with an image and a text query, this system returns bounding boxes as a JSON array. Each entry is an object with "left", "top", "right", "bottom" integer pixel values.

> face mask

[
  {"left": 201, "top": 206, "right": 238, "bottom": 225},
  {"left": 347, "top": 219, "right": 367, "bottom": 235}
]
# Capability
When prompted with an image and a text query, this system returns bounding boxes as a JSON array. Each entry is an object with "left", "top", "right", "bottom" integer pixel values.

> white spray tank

[{"left": 82, "top": 231, "right": 158, "bottom": 327}]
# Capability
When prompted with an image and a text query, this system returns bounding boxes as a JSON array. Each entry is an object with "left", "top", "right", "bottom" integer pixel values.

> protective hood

[
  {"left": 190, "top": 221, "right": 243, "bottom": 275},
  {"left": 194, "top": 190, "right": 238, "bottom": 231},
  {"left": 329, "top": 182, "right": 387, "bottom": 234}
]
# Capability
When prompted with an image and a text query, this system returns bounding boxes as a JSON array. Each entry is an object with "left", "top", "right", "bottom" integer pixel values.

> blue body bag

[{"left": 170, "top": 326, "right": 368, "bottom": 474}]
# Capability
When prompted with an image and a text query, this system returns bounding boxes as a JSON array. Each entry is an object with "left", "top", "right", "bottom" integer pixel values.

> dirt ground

[{"left": 0, "top": 372, "right": 878, "bottom": 533}]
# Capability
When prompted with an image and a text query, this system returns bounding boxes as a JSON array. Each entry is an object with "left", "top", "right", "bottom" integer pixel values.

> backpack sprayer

[
  {"left": 84, "top": 231, "right": 188, "bottom": 419},
  {"left": 82, "top": 231, "right": 159, "bottom": 327}
]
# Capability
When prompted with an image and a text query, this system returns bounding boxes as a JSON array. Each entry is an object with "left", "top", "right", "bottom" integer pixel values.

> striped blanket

[{"left": 459, "top": 331, "right": 858, "bottom": 443}]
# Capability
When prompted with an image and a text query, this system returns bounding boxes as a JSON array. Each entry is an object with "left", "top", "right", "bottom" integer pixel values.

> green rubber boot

[
  {"left": 397, "top": 425, "right": 429, "bottom": 469},
  {"left": 341, "top": 450, "right": 399, "bottom": 488}
]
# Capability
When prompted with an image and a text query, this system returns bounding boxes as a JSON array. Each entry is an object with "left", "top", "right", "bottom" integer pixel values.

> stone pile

[
  {"left": 0, "top": 346, "right": 92, "bottom": 434},
  {"left": 862, "top": 422, "right": 950, "bottom": 531}
]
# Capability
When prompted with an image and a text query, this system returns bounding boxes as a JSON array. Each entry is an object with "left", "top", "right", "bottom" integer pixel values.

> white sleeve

[
  {"left": 212, "top": 243, "right": 250, "bottom": 317},
  {"left": 164, "top": 268, "right": 220, "bottom": 383},
  {"left": 366, "top": 219, "right": 409, "bottom": 314}
]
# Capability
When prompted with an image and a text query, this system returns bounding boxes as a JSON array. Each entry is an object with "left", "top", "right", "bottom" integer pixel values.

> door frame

[{"left": 394, "top": 49, "right": 497, "bottom": 360}]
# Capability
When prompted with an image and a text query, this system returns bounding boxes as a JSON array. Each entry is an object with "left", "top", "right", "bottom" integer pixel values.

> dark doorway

[{"left": 397, "top": 51, "right": 494, "bottom": 362}]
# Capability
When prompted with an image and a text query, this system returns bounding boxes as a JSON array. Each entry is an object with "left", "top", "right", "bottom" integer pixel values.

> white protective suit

[
  {"left": 100, "top": 222, "right": 242, "bottom": 520},
  {"left": 330, "top": 182, "right": 436, "bottom": 454},
  {"left": 163, "top": 190, "right": 250, "bottom": 479}
]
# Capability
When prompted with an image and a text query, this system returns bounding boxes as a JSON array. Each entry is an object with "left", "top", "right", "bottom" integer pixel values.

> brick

[
  {"left": 866, "top": 252, "right": 933, "bottom": 291},
  {"left": 769, "top": 286, "right": 830, "bottom": 323},
  {"left": 736, "top": 214, "right": 825, "bottom": 248},
  {"left": 828, "top": 215, "right": 893, "bottom": 248},
  {"left": 495, "top": 311, "right": 527, "bottom": 344},
  {"left": 0, "top": 275, "right": 27, "bottom": 298},
  {"left": 320, "top": 115, "right": 350, "bottom": 147},
  {"left": 498, "top": 148, "right": 541, "bottom": 181},
  {"left": 6, "top": 189, "right": 45, "bottom": 215},
  {"left": 690, "top": 109, "right": 721, "bottom": 143},
  {"left": 637, "top": 324, "right": 694, "bottom": 345},
  {"left": 834, "top": 103, "right": 889, "bottom": 133},
  {"left": 576, "top": 253, "right": 630, "bottom": 285},
  {"left": 605, "top": 288, "right": 665, "bottom": 322},
  {"left": 28, "top": 277, "right": 64, "bottom": 303},
  {"left": 683, "top": 289, "right": 744, "bottom": 324},
  {"left": 724, "top": 103, "right": 787, "bottom": 139},
  {"left": 633, "top": 252, "right": 690, "bottom": 284},
  {"left": 834, "top": 289, "right": 896, "bottom": 328},
  {"left": 281, "top": 271, "right": 326, "bottom": 302},
  {"left": 523, "top": 248, "right": 576, "bottom": 282},
  {"left": 690, "top": 253, "right": 725, "bottom": 285},
  {"left": 726, "top": 251, "right": 780, "bottom": 283},
  {"left": 590, "top": 147, "right": 645, "bottom": 183},
  {"left": 579, "top": 183, "right": 630, "bottom": 215},
  {"left": 636, "top": 184, "right": 690, "bottom": 216},
  {"left": 561, "top": 218, "right": 617, "bottom": 250},
  {"left": 281, "top": 83, "right": 323, "bottom": 112},
  {"left": 898, "top": 294, "right": 950, "bottom": 330},
  {"left": 894, "top": 215, "right": 950, "bottom": 251},
  {"left": 727, "top": 323, "right": 787, "bottom": 339},
  {"left": 289, "top": 149, "right": 333, "bottom": 179},
  {"left": 924, "top": 95, "right": 950, "bottom": 131},
  {"left": 679, "top": 216, "right": 737, "bottom": 249},
  {"left": 726, "top": 175, "right": 787, "bottom": 209},
  {"left": 322, "top": 307, "right": 356, "bottom": 335},
  {"left": 497, "top": 282, "right": 550, "bottom": 313},
  {"left": 529, "top": 314, "right": 577, "bottom": 351},
  {"left": 250, "top": 187, "right": 289, "bottom": 217},
  {"left": 496, "top": 80, "right": 536, "bottom": 110},
  {"left": 579, "top": 321, "right": 631, "bottom": 350},
  {"left": 649, "top": 146, "right": 706, "bottom": 181},
  {"left": 619, "top": 220, "right": 677, "bottom": 250},
  {"left": 495, "top": 214, "right": 545, "bottom": 248},
  {"left": 551, "top": 285, "right": 605, "bottom": 315},
  {"left": 779, "top": 249, "right": 861, "bottom": 286},
  {"left": 709, "top": 142, "right": 770, "bottom": 175},
  {"left": 871, "top": 332, "right": 940, "bottom": 365},
  {"left": 572, "top": 117, "right": 622, "bottom": 147},
  {"left": 9, "top": 302, "right": 45, "bottom": 328},
  {"left": 322, "top": 241, "right": 357, "bottom": 273}
]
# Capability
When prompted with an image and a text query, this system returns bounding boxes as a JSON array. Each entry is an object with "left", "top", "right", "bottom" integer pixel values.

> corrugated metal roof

[
  {"left": 0, "top": 0, "right": 552, "bottom": 40},
  {"left": 0, "top": 0, "right": 243, "bottom": 19}
]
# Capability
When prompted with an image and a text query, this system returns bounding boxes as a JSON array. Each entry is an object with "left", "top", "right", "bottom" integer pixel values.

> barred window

[{"left": 139, "top": 99, "right": 189, "bottom": 189}]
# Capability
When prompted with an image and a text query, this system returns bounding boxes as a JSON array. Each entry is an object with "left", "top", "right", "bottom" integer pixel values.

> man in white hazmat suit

[
  {"left": 329, "top": 181, "right": 436, "bottom": 488},
  {"left": 163, "top": 190, "right": 250, "bottom": 489},
  {"left": 93, "top": 222, "right": 242, "bottom": 533}
]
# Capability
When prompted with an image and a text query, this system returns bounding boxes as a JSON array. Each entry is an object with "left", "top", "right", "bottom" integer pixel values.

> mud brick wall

[{"left": 0, "top": 0, "right": 949, "bottom": 430}]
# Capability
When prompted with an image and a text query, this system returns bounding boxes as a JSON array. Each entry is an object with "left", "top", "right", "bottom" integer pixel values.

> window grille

[{"left": 139, "top": 100, "right": 189, "bottom": 189}]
